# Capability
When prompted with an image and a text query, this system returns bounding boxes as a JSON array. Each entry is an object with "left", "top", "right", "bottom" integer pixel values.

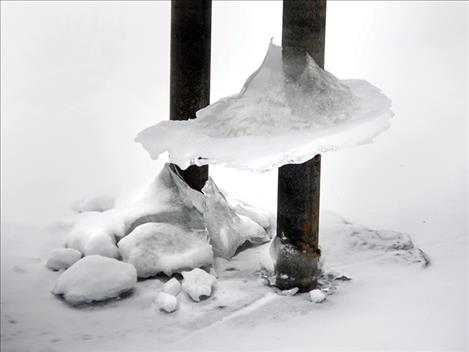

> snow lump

[
  {"left": 181, "top": 268, "right": 217, "bottom": 302},
  {"left": 46, "top": 248, "right": 82, "bottom": 271},
  {"left": 155, "top": 292, "right": 178, "bottom": 313},
  {"left": 118, "top": 223, "right": 214, "bottom": 278},
  {"left": 51, "top": 255, "right": 137, "bottom": 305},
  {"left": 309, "top": 289, "right": 326, "bottom": 303}
]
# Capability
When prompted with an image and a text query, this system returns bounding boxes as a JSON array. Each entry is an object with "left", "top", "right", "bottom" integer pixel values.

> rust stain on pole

[
  {"left": 275, "top": 0, "right": 326, "bottom": 291},
  {"left": 170, "top": 0, "right": 211, "bottom": 191}
]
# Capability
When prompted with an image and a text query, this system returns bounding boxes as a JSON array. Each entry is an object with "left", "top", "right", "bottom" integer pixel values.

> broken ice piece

[
  {"left": 156, "top": 292, "right": 178, "bottom": 313},
  {"left": 181, "top": 268, "right": 216, "bottom": 302},
  {"left": 309, "top": 289, "right": 326, "bottom": 303},
  {"left": 46, "top": 248, "right": 82, "bottom": 271},
  {"left": 162, "top": 278, "right": 181, "bottom": 296}
]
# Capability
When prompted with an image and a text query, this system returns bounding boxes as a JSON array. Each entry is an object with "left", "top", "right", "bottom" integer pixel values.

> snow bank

[
  {"left": 118, "top": 223, "right": 213, "bottom": 278},
  {"left": 182, "top": 268, "right": 217, "bottom": 302},
  {"left": 51, "top": 255, "right": 137, "bottom": 305},
  {"left": 136, "top": 42, "right": 393, "bottom": 172},
  {"left": 46, "top": 248, "right": 82, "bottom": 271},
  {"left": 64, "top": 164, "right": 272, "bottom": 260}
]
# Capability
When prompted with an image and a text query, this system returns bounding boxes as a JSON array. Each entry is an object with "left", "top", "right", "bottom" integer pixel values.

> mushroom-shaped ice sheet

[{"left": 136, "top": 42, "right": 393, "bottom": 172}]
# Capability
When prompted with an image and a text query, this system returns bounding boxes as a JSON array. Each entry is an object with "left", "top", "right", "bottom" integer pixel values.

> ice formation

[
  {"left": 162, "top": 278, "right": 182, "bottom": 296},
  {"left": 136, "top": 42, "right": 393, "bottom": 172},
  {"left": 155, "top": 292, "right": 178, "bottom": 313},
  {"left": 51, "top": 255, "right": 137, "bottom": 305},
  {"left": 64, "top": 164, "right": 272, "bottom": 260},
  {"left": 203, "top": 180, "right": 269, "bottom": 258},
  {"left": 118, "top": 223, "right": 213, "bottom": 278},
  {"left": 46, "top": 248, "right": 82, "bottom": 271},
  {"left": 181, "top": 268, "right": 217, "bottom": 302}
]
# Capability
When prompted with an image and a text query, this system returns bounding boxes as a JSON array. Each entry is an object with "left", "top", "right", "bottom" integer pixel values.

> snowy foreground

[{"left": 3, "top": 165, "right": 466, "bottom": 351}]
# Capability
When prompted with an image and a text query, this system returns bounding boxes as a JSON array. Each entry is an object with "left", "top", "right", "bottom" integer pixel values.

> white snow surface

[
  {"left": 181, "top": 268, "right": 217, "bottom": 302},
  {"left": 118, "top": 223, "right": 213, "bottom": 278},
  {"left": 136, "top": 42, "right": 393, "bottom": 171},
  {"left": 46, "top": 248, "right": 82, "bottom": 271},
  {"left": 51, "top": 255, "right": 137, "bottom": 305},
  {"left": 64, "top": 164, "right": 273, "bottom": 260},
  {"left": 155, "top": 292, "right": 178, "bottom": 313}
]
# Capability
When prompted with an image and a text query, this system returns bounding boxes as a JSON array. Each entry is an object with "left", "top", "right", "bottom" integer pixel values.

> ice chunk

[
  {"left": 309, "top": 289, "right": 326, "bottom": 303},
  {"left": 118, "top": 223, "right": 213, "bottom": 278},
  {"left": 46, "top": 248, "right": 82, "bottom": 271},
  {"left": 155, "top": 292, "right": 178, "bottom": 313},
  {"left": 136, "top": 41, "right": 393, "bottom": 172},
  {"left": 64, "top": 164, "right": 273, "bottom": 260},
  {"left": 64, "top": 164, "right": 205, "bottom": 258},
  {"left": 162, "top": 278, "right": 182, "bottom": 296},
  {"left": 203, "top": 179, "right": 270, "bottom": 258},
  {"left": 51, "top": 255, "right": 137, "bottom": 305},
  {"left": 181, "top": 268, "right": 216, "bottom": 302},
  {"left": 72, "top": 195, "right": 115, "bottom": 213}
]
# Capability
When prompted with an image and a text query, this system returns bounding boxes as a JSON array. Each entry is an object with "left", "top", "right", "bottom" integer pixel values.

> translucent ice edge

[{"left": 136, "top": 42, "right": 393, "bottom": 172}]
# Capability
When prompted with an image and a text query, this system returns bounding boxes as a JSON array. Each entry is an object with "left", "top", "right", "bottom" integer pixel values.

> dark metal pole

[
  {"left": 275, "top": 0, "right": 326, "bottom": 291},
  {"left": 170, "top": 0, "right": 211, "bottom": 191}
]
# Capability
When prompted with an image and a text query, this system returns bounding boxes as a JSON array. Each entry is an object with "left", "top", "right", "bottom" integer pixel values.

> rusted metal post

[
  {"left": 170, "top": 0, "right": 211, "bottom": 191},
  {"left": 275, "top": 0, "right": 326, "bottom": 291}
]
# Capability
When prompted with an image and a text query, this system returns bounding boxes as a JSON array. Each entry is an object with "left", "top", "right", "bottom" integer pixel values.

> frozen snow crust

[{"left": 136, "top": 42, "right": 394, "bottom": 171}]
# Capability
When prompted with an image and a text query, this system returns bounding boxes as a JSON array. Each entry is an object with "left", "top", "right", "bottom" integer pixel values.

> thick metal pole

[
  {"left": 170, "top": 0, "right": 211, "bottom": 191},
  {"left": 275, "top": 0, "right": 326, "bottom": 291}
]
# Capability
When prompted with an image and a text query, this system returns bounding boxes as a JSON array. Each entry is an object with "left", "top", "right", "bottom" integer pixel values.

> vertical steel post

[
  {"left": 275, "top": 0, "right": 326, "bottom": 291},
  {"left": 170, "top": 0, "right": 211, "bottom": 191}
]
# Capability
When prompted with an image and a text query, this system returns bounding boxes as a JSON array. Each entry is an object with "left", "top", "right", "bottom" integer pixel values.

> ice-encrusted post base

[{"left": 274, "top": 237, "right": 320, "bottom": 292}]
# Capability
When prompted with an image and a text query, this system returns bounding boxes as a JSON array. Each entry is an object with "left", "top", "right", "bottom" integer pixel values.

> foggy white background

[
  {"left": 1, "top": 2, "right": 468, "bottom": 350},
  {"left": 1, "top": 1, "right": 467, "bottom": 241}
]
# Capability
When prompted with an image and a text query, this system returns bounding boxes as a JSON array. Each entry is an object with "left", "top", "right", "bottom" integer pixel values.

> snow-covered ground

[{"left": 1, "top": 1, "right": 467, "bottom": 351}]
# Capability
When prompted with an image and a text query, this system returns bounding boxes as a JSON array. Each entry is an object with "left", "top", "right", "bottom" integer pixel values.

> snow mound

[
  {"left": 155, "top": 292, "right": 178, "bottom": 313},
  {"left": 162, "top": 278, "right": 182, "bottom": 296},
  {"left": 318, "top": 212, "right": 430, "bottom": 267},
  {"left": 64, "top": 164, "right": 272, "bottom": 260},
  {"left": 136, "top": 42, "right": 393, "bottom": 171},
  {"left": 46, "top": 248, "right": 82, "bottom": 271},
  {"left": 51, "top": 255, "right": 137, "bottom": 305},
  {"left": 72, "top": 195, "right": 115, "bottom": 213},
  {"left": 182, "top": 268, "right": 217, "bottom": 302},
  {"left": 118, "top": 223, "right": 213, "bottom": 278}
]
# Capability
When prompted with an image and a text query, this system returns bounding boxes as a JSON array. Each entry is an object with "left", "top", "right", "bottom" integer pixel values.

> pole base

[{"left": 273, "top": 236, "right": 320, "bottom": 292}]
